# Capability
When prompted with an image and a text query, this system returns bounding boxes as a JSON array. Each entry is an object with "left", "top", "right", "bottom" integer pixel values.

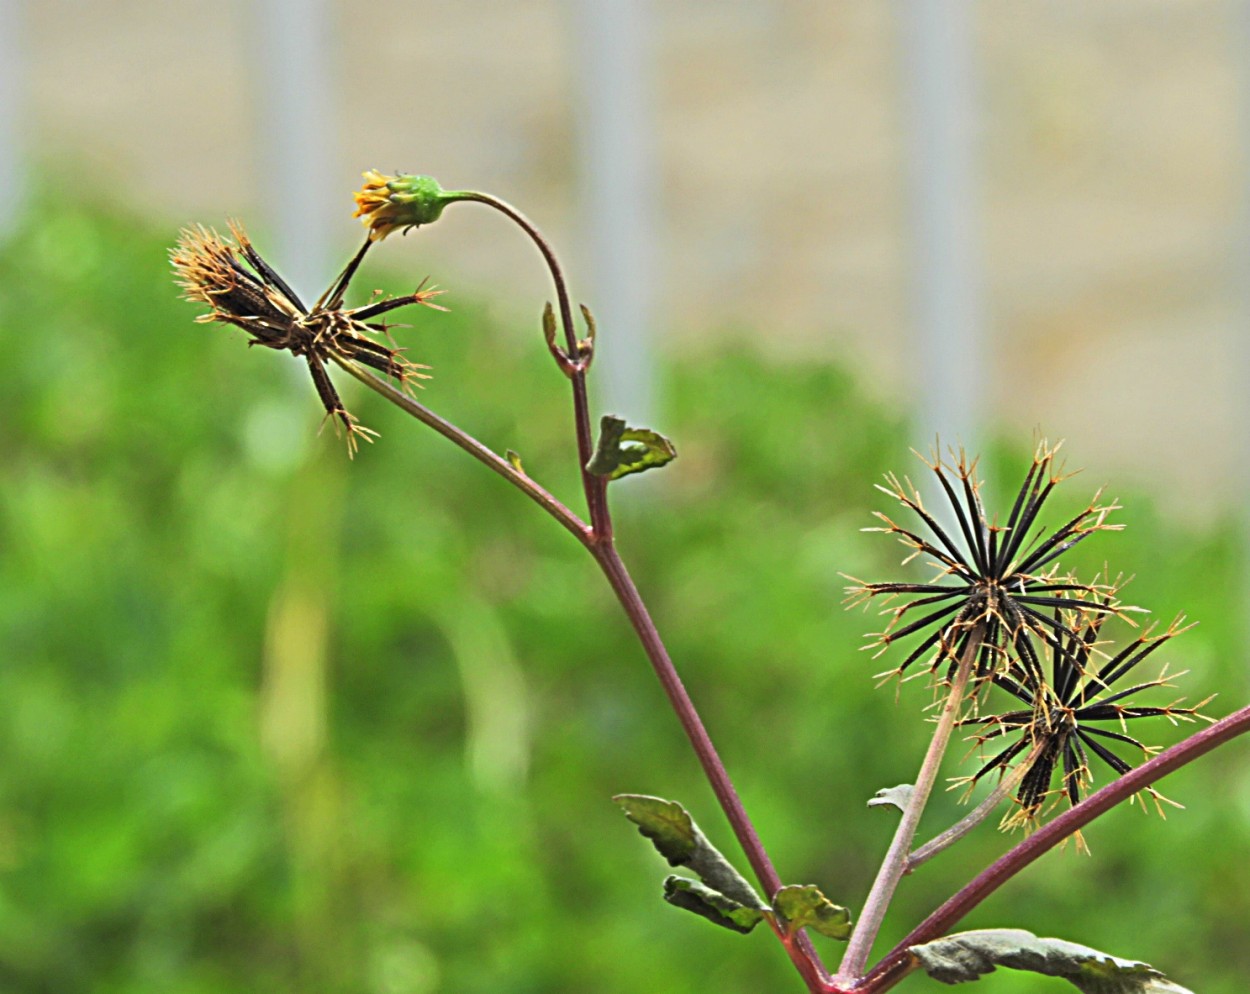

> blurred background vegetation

[{"left": 0, "top": 199, "right": 1247, "bottom": 994}]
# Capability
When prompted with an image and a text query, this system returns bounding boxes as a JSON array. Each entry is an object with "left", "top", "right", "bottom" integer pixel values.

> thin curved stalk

[{"left": 447, "top": 191, "right": 611, "bottom": 539}]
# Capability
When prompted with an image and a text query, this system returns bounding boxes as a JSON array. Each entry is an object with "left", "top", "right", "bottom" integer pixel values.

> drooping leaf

[
  {"left": 613, "top": 794, "right": 765, "bottom": 910},
  {"left": 909, "top": 929, "right": 1193, "bottom": 993},
  {"left": 772, "top": 884, "right": 853, "bottom": 940},
  {"left": 868, "top": 784, "right": 914, "bottom": 813},
  {"left": 662, "top": 876, "right": 766, "bottom": 935},
  {"left": 586, "top": 416, "right": 677, "bottom": 481},
  {"left": 614, "top": 794, "right": 696, "bottom": 862}
]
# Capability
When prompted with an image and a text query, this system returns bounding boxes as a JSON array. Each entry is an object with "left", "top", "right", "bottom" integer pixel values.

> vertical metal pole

[
  {"left": 1232, "top": 0, "right": 1250, "bottom": 659},
  {"left": 254, "top": 0, "right": 338, "bottom": 301},
  {"left": 898, "top": 0, "right": 984, "bottom": 451},
  {"left": 251, "top": 4, "right": 345, "bottom": 966},
  {"left": 0, "top": 0, "right": 25, "bottom": 238},
  {"left": 571, "top": 0, "right": 657, "bottom": 426}
]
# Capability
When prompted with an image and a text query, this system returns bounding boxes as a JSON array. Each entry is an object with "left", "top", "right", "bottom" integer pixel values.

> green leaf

[
  {"left": 613, "top": 794, "right": 765, "bottom": 910},
  {"left": 505, "top": 448, "right": 525, "bottom": 473},
  {"left": 868, "top": 784, "right": 914, "bottom": 812},
  {"left": 541, "top": 302, "right": 558, "bottom": 349},
  {"left": 662, "top": 876, "right": 766, "bottom": 935},
  {"left": 614, "top": 794, "right": 696, "bottom": 863},
  {"left": 909, "top": 929, "right": 1193, "bottom": 993},
  {"left": 773, "top": 884, "right": 853, "bottom": 940},
  {"left": 586, "top": 416, "right": 677, "bottom": 481},
  {"left": 576, "top": 303, "right": 596, "bottom": 358}
]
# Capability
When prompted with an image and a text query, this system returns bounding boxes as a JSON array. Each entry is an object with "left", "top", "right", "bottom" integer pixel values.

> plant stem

[
  {"left": 359, "top": 194, "right": 830, "bottom": 988},
  {"left": 906, "top": 740, "right": 1043, "bottom": 873},
  {"left": 447, "top": 191, "right": 611, "bottom": 539},
  {"left": 433, "top": 191, "right": 786, "bottom": 879},
  {"left": 331, "top": 356, "right": 592, "bottom": 547},
  {"left": 334, "top": 359, "right": 789, "bottom": 902},
  {"left": 836, "top": 629, "right": 985, "bottom": 986},
  {"left": 593, "top": 543, "right": 830, "bottom": 992},
  {"left": 857, "top": 701, "right": 1250, "bottom": 994}
]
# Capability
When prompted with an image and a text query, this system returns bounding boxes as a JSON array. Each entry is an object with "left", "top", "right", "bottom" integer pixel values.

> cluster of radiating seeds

[
  {"left": 847, "top": 444, "right": 1209, "bottom": 823},
  {"left": 171, "top": 219, "right": 442, "bottom": 455}
]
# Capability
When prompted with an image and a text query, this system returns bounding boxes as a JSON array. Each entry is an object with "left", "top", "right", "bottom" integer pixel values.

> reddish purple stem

[{"left": 856, "top": 702, "right": 1250, "bottom": 993}]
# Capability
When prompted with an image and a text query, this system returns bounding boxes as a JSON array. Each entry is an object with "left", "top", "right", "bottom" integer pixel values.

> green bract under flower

[{"left": 353, "top": 170, "right": 457, "bottom": 241}]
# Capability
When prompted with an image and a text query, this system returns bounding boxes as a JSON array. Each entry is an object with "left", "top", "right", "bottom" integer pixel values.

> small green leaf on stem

[
  {"left": 587, "top": 416, "right": 677, "bottom": 481},
  {"left": 541, "top": 301, "right": 586, "bottom": 376},
  {"left": 576, "top": 303, "right": 596, "bottom": 364},
  {"left": 506, "top": 449, "right": 525, "bottom": 474},
  {"left": 663, "top": 876, "right": 766, "bottom": 935},
  {"left": 909, "top": 929, "right": 1193, "bottom": 993},
  {"left": 613, "top": 794, "right": 765, "bottom": 909},
  {"left": 868, "top": 784, "right": 915, "bottom": 813},
  {"left": 773, "top": 885, "right": 853, "bottom": 941},
  {"left": 542, "top": 302, "right": 558, "bottom": 351}
]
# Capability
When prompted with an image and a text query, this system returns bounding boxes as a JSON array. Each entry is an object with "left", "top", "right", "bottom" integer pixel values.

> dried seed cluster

[
  {"left": 961, "top": 610, "right": 1207, "bottom": 823},
  {"left": 171, "top": 220, "right": 443, "bottom": 454},
  {"left": 849, "top": 443, "right": 1208, "bottom": 822}
]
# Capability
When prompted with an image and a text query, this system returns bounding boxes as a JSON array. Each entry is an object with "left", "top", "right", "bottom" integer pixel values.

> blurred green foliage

[{"left": 0, "top": 202, "right": 1247, "bottom": 994}]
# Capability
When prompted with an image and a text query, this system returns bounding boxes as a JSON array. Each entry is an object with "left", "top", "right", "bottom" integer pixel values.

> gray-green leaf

[
  {"left": 868, "top": 784, "right": 914, "bottom": 813},
  {"left": 773, "top": 884, "right": 853, "bottom": 940},
  {"left": 612, "top": 794, "right": 765, "bottom": 910},
  {"left": 586, "top": 416, "right": 677, "bottom": 480},
  {"left": 909, "top": 929, "right": 1193, "bottom": 993},
  {"left": 663, "top": 876, "right": 766, "bottom": 935}
]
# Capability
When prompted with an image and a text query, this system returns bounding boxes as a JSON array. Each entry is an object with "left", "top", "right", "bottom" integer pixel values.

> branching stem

[
  {"left": 857, "top": 701, "right": 1250, "bottom": 993},
  {"left": 331, "top": 357, "right": 591, "bottom": 547},
  {"left": 906, "top": 740, "right": 1044, "bottom": 872},
  {"left": 447, "top": 191, "right": 612, "bottom": 539},
  {"left": 197, "top": 182, "right": 1250, "bottom": 994},
  {"left": 433, "top": 196, "right": 824, "bottom": 971},
  {"left": 336, "top": 231, "right": 829, "bottom": 985}
]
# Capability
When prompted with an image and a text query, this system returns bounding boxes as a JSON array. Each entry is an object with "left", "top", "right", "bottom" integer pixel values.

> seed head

[
  {"left": 846, "top": 443, "right": 1128, "bottom": 684},
  {"left": 961, "top": 612, "right": 1210, "bottom": 825},
  {"left": 172, "top": 219, "right": 444, "bottom": 454}
]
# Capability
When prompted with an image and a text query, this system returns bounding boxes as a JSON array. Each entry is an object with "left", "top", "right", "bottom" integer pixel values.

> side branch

[
  {"left": 331, "top": 356, "right": 592, "bottom": 547},
  {"left": 859, "top": 702, "right": 1250, "bottom": 993},
  {"left": 906, "top": 741, "right": 1043, "bottom": 872}
]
